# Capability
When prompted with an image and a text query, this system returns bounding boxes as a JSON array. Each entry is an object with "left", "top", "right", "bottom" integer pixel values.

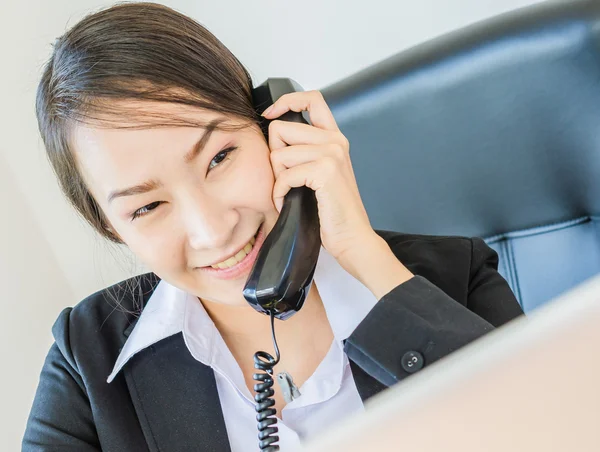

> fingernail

[{"left": 262, "top": 105, "right": 274, "bottom": 116}]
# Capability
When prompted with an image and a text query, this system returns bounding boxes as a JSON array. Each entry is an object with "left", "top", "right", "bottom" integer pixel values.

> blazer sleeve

[
  {"left": 22, "top": 308, "right": 101, "bottom": 451},
  {"left": 343, "top": 237, "right": 524, "bottom": 387}
]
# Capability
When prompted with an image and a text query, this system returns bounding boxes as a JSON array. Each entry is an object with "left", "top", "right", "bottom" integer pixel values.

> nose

[{"left": 184, "top": 196, "right": 238, "bottom": 251}]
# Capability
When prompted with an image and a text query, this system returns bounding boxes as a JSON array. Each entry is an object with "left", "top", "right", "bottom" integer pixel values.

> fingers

[
  {"left": 270, "top": 143, "right": 348, "bottom": 179},
  {"left": 267, "top": 120, "right": 347, "bottom": 153},
  {"left": 262, "top": 90, "right": 352, "bottom": 213},
  {"left": 262, "top": 90, "right": 339, "bottom": 132},
  {"left": 271, "top": 160, "right": 333, "bottom": 212}
]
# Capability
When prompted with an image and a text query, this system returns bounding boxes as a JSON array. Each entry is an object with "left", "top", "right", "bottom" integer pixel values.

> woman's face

[{"left": 72, "top": 101, "right": 280, "bottom": 307}]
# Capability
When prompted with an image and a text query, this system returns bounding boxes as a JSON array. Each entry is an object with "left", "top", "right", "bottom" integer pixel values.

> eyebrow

[{"left": 107, "top": 118, "right": 225, "bottom": 204}]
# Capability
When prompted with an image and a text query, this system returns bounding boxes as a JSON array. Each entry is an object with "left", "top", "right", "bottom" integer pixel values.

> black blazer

[{"left": 23, "top": 231, "right": 523, "bottom": 451}]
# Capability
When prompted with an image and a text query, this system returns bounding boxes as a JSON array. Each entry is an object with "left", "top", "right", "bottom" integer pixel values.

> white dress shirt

[{"left": 107, "top": 247, "right": 379, "bottom": 451}]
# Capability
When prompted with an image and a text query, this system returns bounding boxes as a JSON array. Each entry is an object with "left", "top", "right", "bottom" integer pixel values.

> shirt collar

[
  {"left": 107, "top": 246, "right": 378, "bottom": 383},
  {"left": 107, "top": 280, "right": 187, "bottom": 383}
]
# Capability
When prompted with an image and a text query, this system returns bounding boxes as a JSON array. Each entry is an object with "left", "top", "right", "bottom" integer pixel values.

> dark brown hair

[{"left": 36, "top": 1, "right": 258, "bottom": 245}]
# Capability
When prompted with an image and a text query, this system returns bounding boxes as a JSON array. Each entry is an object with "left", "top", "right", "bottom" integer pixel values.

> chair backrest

[{"left": 322, "top": 0, "right": 600, "bottom": 313}]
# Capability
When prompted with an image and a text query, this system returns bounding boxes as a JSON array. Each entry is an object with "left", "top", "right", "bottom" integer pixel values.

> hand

[{"left": 262, "top": 90, "right": 413, "bottom": 298}]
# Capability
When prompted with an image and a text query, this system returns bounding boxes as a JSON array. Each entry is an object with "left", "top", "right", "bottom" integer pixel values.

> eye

[
  {"left": 208, "top": 146, "right": 238, "bottom": 171},
  {"left": 130, "top": 201, "right": 162, "bottom": 221}
]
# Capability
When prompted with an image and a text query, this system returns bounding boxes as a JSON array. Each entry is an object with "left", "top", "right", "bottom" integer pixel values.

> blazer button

[{"left": 401, "top": 351, "right": 424, "bottom": 373}]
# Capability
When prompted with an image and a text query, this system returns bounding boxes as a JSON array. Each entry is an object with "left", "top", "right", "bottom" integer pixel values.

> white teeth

[
  {"left": 211, "top": 236, "right": 255, "bottom": 269},
  {"left": 233, "top": 249, "right": 246, "bottom": 263},
  {"left": 223, "top": 256, "right": 238, "bottom": 267}
]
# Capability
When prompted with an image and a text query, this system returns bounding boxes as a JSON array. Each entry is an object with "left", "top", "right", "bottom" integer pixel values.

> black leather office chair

[{"left": 322, "top": 0, "right": 600, "bottom": 313}]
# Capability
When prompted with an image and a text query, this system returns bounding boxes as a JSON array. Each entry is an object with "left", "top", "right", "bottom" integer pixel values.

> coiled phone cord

[{"left": 253, "top": 310, "right": 281, "bottom": 451}]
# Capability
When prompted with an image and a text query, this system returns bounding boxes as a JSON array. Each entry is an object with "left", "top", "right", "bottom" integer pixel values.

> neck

[{"left": 200, "top": 283, "right": 331, "bottom": 350}]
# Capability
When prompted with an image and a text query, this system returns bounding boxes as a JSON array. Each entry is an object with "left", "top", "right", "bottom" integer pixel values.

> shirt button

[{"left": 401, "top": 351, "right": 424, "bottom": 373}]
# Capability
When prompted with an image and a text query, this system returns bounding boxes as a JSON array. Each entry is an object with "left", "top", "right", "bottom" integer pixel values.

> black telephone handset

[
  {"left": 243, "top": 79, "right": 321, "bottom": 451},
  {"left": 243, "top": 78, "right": 321, "bottom": 321}
]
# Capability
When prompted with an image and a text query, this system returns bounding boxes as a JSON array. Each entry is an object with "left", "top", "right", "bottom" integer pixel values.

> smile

[
  {"left": 211, "top": 235, "right": 256, "bottom": 269},
  {"left": 199, "top": 225, "right": 265, "bottom": 280}
]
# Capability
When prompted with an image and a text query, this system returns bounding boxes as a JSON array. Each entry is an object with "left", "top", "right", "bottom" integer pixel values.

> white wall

[
  {"left": 0, "top": 153, "right": 74, "bottom": 449},
  {"left": 1, "top": 0, "right": 544, "bottom": 448}
]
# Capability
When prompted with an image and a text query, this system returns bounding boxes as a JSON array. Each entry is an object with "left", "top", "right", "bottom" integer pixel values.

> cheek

[
  {"left": 124, "top": 227, "right": 183, "bottom": 273},
  {"left": 236, "top": 149, "right": 276, "bottom": 206}
]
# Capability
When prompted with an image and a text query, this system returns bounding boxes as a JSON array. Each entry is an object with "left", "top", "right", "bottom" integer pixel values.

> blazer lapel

[{"left": 124, "top": 333, "right": 232, "bottom": 452}]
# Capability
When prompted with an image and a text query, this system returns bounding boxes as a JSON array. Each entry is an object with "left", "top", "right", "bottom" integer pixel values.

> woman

[{"left": 23, "top": 3, "right": 523, "bottom": 451}]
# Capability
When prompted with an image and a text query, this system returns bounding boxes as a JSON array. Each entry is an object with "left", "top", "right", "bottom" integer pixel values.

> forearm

[
  {"left": 344, "top": 275, "right": 494, "bottom": 386},
  {"left": 341, "top": 234, "right": 522, "bottom": 387}
]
